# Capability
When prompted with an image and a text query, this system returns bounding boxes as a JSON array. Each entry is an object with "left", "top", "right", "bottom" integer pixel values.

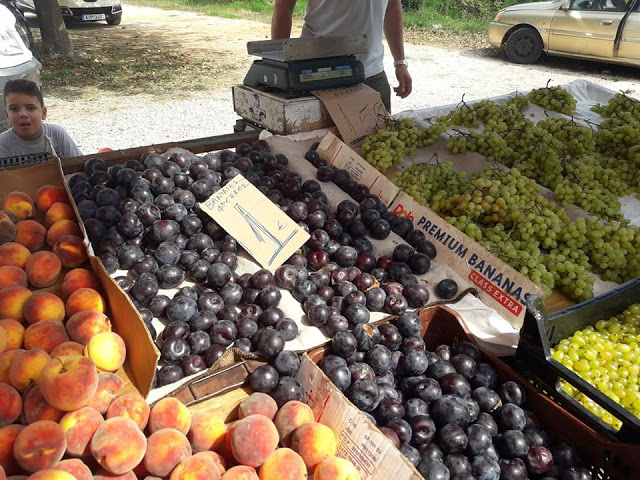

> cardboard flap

[
  {"left": 316, "top": 131, "right": 399, "bottom": 207},
  {"left": 298, "top": 355, "right": 422, "bottom": 480},
  {"left": 312, "top": 84, "right": 387, "bottom": 149}
]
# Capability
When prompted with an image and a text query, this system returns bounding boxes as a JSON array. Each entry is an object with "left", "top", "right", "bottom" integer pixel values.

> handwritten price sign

[{"left": 201, "top": 175, "right": 309, "bottom": 271}]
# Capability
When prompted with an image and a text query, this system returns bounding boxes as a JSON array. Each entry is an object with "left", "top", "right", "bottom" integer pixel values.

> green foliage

[{"left": 402, "top": 0, "right": 531, "bottom": 19}]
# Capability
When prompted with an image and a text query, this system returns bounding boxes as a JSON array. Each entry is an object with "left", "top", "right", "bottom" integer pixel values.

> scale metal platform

[{"left": 243, "top": 35, "right": 367, "bottom": 94}]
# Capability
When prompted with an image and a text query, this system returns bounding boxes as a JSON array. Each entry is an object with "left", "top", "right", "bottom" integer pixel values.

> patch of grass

[
  {"left": 404, "top": 8, "right": 489, "bottom": 33},
  {"left": 128, "top": 0, "right": 307, "bottom": 21}
]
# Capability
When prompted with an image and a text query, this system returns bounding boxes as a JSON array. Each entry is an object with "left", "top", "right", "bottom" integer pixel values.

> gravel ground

[{"left": 45, "top": 6, "right": 639, "bottom": 155}]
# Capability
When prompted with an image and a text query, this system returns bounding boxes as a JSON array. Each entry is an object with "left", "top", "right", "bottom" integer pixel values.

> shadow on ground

[{"left": 27, "top": 14, "right": 245, "bottom": 100}]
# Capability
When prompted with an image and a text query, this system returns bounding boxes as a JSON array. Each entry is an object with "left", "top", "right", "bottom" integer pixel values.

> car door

[
  {"left": 548, "top": 0, "right": 628, "bottom": 58},
  {"left": 617, "top": 0, "right": 640, "bottom": 59}
]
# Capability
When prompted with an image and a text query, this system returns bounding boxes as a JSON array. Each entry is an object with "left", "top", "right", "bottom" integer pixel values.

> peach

[
  {"left": 14, "top": 221, "right": 46, "bottom": 252},
  {"left": 0, "top": 243, "right": 31, "bottom": 269},
  {"left": 0, "top": 210, "right": 18, "bottom": 223},
  {"left": 65, "top": 288, "right": 105, "bottom": 317},
  {"left": 187, "top": 412, "right": 226, "bottom": 453},
  {"left": 273, "top": 401, "right": 315, "bottom": 447},
  {"left": 20, "top": 385, "right": 64, "bottom": 424},
  {"left": 84, "top": 332, "right": 126, "bottom": 373},
  {"left": 0, "top": 326, "right": 5, "bottom": 354},
  {"left": 8, "top": 349, "right": 50, "bottom": 392},
  {"left": 24, "top": 321, "right": 69, "bottom": 353},
  {"left": 50, "top": 342, "right": 84, "bottom": 358},
  {"left": 144, "top": 428, "right": 192, "bottom": 477},
  {"left": 90, "top": 417, "right": 147, "bottom": 475},
  {"left": 148, "top": 397, "right": 191, "bottom": 435},
  {"left": 0, "top": 286, "right": 32, "bottom": 322},
  {"left": 0, "top": 465, "right": 4, "bottom": 480},
  {"left": 35, "top": 186, "right": 68, "bottom": 214},
  {"left": 2, "top": 192, "right": 35, "bottom": 220},
  {"left": 92, "top": 469, "right": 137, "bottom": 480},
  {"left": 86, "top": 372, "right": 124, "bottom": 414},
  {"left": 231, "top": 415, "right": 279, "bottom": 468},
  {"left": 23, "top": 293, "right": 65, "bottom": 325},
  {"left": 39, "top": 355, "right": 98, "bottom": 411},
  {"left": 25, "top": 470, "right": 76, "bottom": 480},
  {"left": 24, "top": 252, "right": 62, "bottom": 289},
  {"left": 0, "top": 266, "right": 27, "bottom": 289},
  {"left": 0, "top": 384, "right": 21, "bottom": 427},
  {"left": 192, "top": 452, "right": 225, "bottom": 476},
  {"left": 257, "top": 448, "right": 306, "bottom": 480},
  {"left": 106, "top": 394, "right": 149, "bottom": 430},
  {"left": 0, "top": 424, "right": 24, "bottom": 475},
  {"left": 60, "top": 406, "right": 104, "bottom": 457},
  {"left": 169, "top": 455, "right": 221, "bottom": 480},
  {"left": 0, "top": 350, "right": 23, "bottom": 383},
  {"left": 290, "top": 423, "right": 336, "bottom": 471},
  {"left": 46, "top": 220, "right": 81, "bottom": 248},
  {"left": 238, "top": 393, "right": 278, "bottom": 421},
  {"left": 0, "top": 320, "right": 24, "bottom": 350},
  {"left": 55, "top": 459, "right": 93, "bottom": 480},
  {"left": 222, "top": 466, "right": 259, "bottom": 480},
  {"left": 0, "top": 213, "right": 17, "bottom": 245},
  {"left": 66, "top": 311, "right": 111, "bottom": 345},
  {"left": 313, "top": 458, "right": 360, "bottom": 480},
  {"left": 52, "top": 236, "right": 87, "bottom": 269},
  {"left": 13, "top": 420, "right": 66, "bottom": 473},
  {"left": 60, "top": 269, "right": 99, "bottom": 300},
  {"left": 44, "top": 203, "right": 75, "bottom": 228}
]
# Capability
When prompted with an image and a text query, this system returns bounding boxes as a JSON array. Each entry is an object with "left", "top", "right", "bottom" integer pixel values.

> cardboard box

[
  {"left": 390, "top": 192, "right": 543, "bottom": 329},
  {"left": 0, "top": 160, "right": 159, "bottom": 397}
]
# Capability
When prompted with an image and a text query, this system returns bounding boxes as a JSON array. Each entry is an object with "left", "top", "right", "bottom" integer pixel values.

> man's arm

[
  {"left": 384, "top": 0, "right": 412, "bottom": 98},
  {"left": 272, "top": 0, "right": 297, "bottom": 39}
]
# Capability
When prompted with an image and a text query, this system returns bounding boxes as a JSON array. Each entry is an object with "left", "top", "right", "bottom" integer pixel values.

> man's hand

[{"left": 394, "top": 66, "right": 412, "bottom": 98}]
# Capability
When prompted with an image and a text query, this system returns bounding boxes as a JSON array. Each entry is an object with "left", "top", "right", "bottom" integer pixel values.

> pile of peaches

[{"left": 1, "top": 386, "right": 360, "bottom": 480}]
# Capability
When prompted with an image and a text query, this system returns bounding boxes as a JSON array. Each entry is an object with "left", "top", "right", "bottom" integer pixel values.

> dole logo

[{"left": 393, "top": 203, "right": 414, "bottom": 221}]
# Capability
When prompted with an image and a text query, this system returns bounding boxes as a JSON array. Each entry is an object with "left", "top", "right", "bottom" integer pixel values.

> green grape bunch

[
  {"left": 361, "top": 117, "right": 448, "bottom": 173},
  {"left": 528, "top": 82, "right": 577, "bottom": 116},
  {"left": 591, "top": 91, "right": 640, "bottom": 122}
]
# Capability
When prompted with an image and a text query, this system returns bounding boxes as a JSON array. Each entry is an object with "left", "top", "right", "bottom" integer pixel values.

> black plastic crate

[{"left": 516, "top": 277, "right": 640, "bottom": 442}]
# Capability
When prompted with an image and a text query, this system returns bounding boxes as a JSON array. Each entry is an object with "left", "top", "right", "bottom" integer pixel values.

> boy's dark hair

[{"left": 3, "top": 79, "right": 44, "bottom": 108}]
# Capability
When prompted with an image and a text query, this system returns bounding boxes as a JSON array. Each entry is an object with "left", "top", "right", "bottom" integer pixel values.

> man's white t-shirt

[
  {"left": 0, "top": 123, "right": 82, "bottom": 160},
  {"left": 300, "top": 0, "right": 389, "bottom": 78}
]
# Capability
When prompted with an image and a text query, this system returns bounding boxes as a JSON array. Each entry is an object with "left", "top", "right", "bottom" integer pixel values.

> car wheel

[
  {"left": 107, "top": 13, "right": 122, "bottom": 25},
  {"left": 505, "top": 27, "right": 543, "bottom": 64}
]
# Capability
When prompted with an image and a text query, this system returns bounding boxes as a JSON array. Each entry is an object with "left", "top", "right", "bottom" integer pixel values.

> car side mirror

[{"left": 560, "top": 0, "right": 571, "bottom": 9}]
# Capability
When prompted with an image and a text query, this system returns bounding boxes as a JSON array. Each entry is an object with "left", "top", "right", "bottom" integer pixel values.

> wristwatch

[{"left": 394, "top": 59, "right": 409, "bottom": 68}]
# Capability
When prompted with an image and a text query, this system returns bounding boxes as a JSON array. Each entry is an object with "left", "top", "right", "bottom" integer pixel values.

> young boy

[{"left": 0, "top": 79, "right": 82, "bottom": 160}]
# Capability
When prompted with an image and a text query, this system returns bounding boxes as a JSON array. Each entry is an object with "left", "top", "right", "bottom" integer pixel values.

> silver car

[
  {"left": 0, "top": 2, "right": 41, "bottom": 124},
  {"left": 489, "top": 0, "right": 640, "bottom": 66}
]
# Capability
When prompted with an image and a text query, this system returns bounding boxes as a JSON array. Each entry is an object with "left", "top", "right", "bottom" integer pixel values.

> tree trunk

[{"left": 34, "top": 0, "right": 72, "bottom": 55}]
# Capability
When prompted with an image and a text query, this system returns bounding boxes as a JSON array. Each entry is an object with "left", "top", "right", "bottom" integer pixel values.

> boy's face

[{"left": 4, "top": 92, "right": 47, "bottom": 141}]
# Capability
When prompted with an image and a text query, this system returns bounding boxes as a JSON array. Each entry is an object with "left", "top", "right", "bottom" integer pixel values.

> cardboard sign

[
  {"left": 390, "top": 192, "right": 543, "bottom": 329},
  {"left": 312, "top": 84, "right": 387, "bottom": 149},
  {"left": 316, "top": 131, "right": 399, "bottom": 207},
  {"left": 200, "top": 175, "right": 310, "bottom": 272}
]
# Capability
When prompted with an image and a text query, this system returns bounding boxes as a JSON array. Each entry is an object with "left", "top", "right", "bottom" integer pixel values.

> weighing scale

[{"left": 243, "top": 35, "right": 367, "bottom": 94}]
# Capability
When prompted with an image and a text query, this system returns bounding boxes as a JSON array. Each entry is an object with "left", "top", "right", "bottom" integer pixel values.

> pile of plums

[
  {"left": 67, "top": 138, "right": 460, "bottom": 390},
  {"left": 67, "top": 143, "right": 310, "bottom": 386},
  {"left": 307, "top": 311, "right": 592, "bottom": 480}
]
